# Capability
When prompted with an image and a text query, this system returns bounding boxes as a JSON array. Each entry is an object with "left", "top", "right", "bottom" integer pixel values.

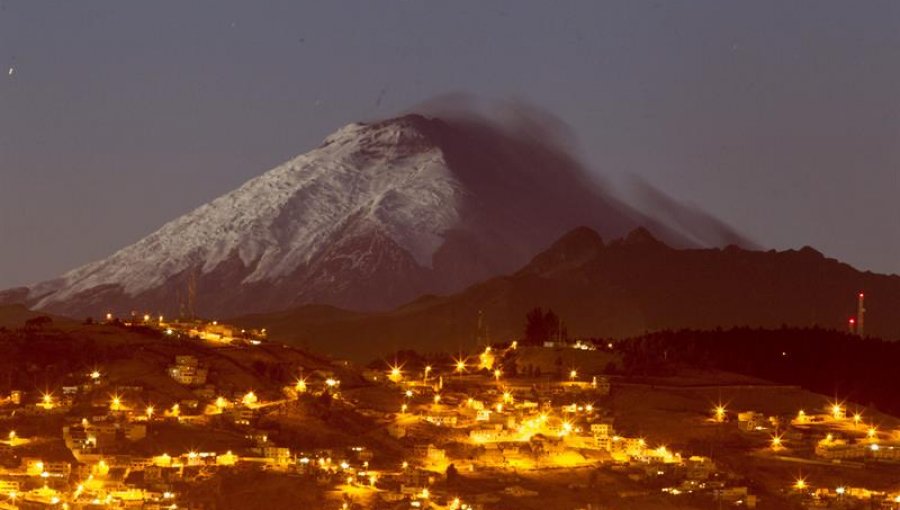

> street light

[
  {"left": 713, "top": 404, "right": 727, "bottom": 423},
  {"left": 830, "top": 402, "right": 844, "bottom": 420},
  {"left": 388, "top": 363, "right": 403, "bottom": 383},
  {"left": 770, "top": 434, "right": 784, "bottom": 450}
]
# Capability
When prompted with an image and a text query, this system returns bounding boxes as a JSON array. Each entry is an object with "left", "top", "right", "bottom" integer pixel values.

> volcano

[{"left": 3, "top": 113, "right": 747, "bottom": 318}]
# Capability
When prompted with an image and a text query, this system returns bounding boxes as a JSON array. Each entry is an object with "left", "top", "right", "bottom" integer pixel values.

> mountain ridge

[{"left": 231, "top": 226, "right": 900, "bottom": 361}]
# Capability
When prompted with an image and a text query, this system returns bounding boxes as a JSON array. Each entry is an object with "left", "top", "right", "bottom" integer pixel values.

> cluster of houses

[
  {"left": 167, "top": 356, "right": 208, "bottom": 386},
  {"left": 712, "top": 402, "right": 900, "bottom": 508},
  {"left": 720, "top": 402, "right": 900, "bottom": 466},
  {"left": 0, "top": 352, "right": 361, "bottom": 509},
  {"left": 8, "top": 331, "right": 900, "bottom": 509},
  {"left": 366, "top": 345, "right": 751, "bottom": 507},
  {"left": 109, "top": 314, "right": 267, "bottom": 347}
]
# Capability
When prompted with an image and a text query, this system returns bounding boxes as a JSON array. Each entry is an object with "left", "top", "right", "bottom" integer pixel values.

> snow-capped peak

[{"left": 32, "top": 117, "right": 464, "bottom": 307}]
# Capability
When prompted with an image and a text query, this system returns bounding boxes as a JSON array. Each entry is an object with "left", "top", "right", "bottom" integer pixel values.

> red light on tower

[{"left": 848, "top": 318, "right": 856, "bottom": 334}]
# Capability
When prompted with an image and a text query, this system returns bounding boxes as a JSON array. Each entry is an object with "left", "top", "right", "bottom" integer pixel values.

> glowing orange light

[
  {"left": 830, "top": 402, "right": 845, "bottom": 420},
  {"left": 388, "top": 363, "right": 404, "bottom": 383},
  {"left": 770, "top": 434, "right": 784, "bottom": 450},
  {"left": 713, "top": 404, "right": 727, "bottom": 422}
]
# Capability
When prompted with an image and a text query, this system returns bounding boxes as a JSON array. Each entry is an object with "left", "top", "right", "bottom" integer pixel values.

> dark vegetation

[
  {"left": 616, "top": 326, "right": 900, "bottom": 415},
  {"left": 522, "top": 307, "right": 567, "bottom": 346},
  {"left": 236, "top": 226, "right": 900, "bottom": 362}
]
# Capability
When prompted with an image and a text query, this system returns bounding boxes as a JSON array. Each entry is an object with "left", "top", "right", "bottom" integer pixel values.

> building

[
  {"left": 168, "top": 355, "right": 209, "bottom": 386},
  {"left": 592, "top": 376, "right": 611, "bottom": 395}
]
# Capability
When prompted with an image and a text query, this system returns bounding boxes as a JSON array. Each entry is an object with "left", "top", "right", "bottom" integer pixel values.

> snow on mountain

[{"left": 29, "top": 117, "right": 464, "bottom": 310}]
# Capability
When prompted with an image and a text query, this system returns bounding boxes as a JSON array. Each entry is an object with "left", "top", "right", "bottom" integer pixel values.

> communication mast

[
  {"left": 475, "top": 309, "right": 487, "bottom": 346},
  {"left": 856, "top": 292, "right": 865, "bottom": 337}
]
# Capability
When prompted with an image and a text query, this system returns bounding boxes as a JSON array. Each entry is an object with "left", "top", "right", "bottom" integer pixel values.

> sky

[{"left": 1, "top": 1, "right": 898, "bottom": 288}]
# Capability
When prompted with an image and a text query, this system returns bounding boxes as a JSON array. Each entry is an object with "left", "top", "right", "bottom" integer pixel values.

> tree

[
  {"left": 524, "top": 307, "right": 548, "bottom": 346},
  {"left": 544, "top": 309, "right": 561, "bottom": 342},
  {"left": 446, "top": 463, "right": 459, "bottom": 485},
  {"left": 523, "top": 307, "right": 567, "bottom": 345},
  {"left": 24, "top": 316, "right": 52, "bottom": 330}
]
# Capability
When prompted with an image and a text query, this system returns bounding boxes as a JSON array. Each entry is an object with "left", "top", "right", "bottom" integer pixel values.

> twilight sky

[{"left": 1, "top": 1, "right": 898, "bottom": 288}]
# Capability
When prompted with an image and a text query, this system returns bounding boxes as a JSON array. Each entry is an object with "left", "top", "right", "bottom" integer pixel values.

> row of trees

[
  {"left": 522, "top": 307, "right": 568, "bottom": 346},
  {"left": 617, "top": 326, "right": 900, "bottom": 415}
]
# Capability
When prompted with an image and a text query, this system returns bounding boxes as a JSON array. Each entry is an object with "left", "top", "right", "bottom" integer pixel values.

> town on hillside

[{"left": 1, "top": 311, "right": 900, "bottom": 509}]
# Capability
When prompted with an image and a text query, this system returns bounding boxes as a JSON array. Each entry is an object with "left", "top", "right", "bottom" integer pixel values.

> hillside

[
  {"left": 0, "top": 319, "right": 347, "bottom": 407},
  {"left": 234, "top": 226, "right": 900, "bottom": 361},
  {"left": 616, "top": 326, "right": 900, "bottom": 416},
  {"left": 0, "top": 303, "right": 75, "bottom": 329}
]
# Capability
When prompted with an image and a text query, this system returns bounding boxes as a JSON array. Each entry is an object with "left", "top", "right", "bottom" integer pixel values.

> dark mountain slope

[{"left": 234, "top": 227, "right": 900, "bottom": 361}]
